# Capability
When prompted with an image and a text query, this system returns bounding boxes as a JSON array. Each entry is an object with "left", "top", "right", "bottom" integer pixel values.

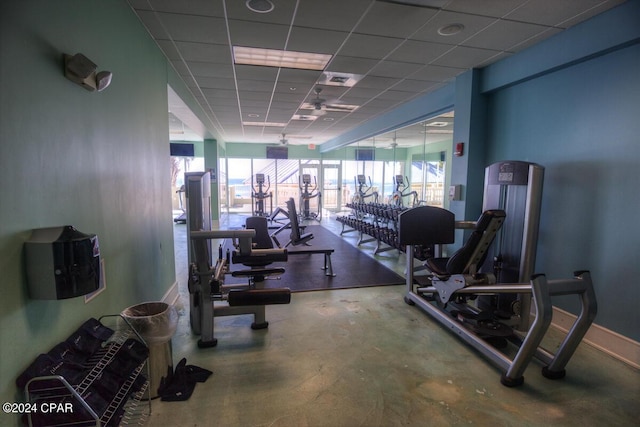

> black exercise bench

[{"left": 267, "top": 198, "right": 336, "bottom": 277}]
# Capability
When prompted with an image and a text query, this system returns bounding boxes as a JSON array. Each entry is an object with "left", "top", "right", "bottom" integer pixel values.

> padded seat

[{"left": 426, "top": 209, "right": 506, "bottom": 276}]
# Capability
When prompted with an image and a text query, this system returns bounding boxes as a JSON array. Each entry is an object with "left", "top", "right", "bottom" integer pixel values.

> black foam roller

[{"left": 227, "top": 288, "right": 291, "bottom": 306}]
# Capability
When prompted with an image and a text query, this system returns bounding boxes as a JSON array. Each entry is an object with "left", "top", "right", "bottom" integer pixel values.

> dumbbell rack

[{"left": 337, "top": 202, "right": 408, "bottom": 255}]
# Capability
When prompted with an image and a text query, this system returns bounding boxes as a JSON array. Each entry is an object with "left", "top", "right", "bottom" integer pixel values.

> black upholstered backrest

[
  {"left": 398, "top": 206, "right": 455, "bottom": 246},
  {"left": 285, "top": 198, "right": 313, "bottom": 246},
  {"left": 245, "top": 216, "right": 273, "bottom": 249},
  {"left": 285, "top": 198, "right": 302, "bottom": 241},
  {"left": 446, "top": 209, "right": 506, "bottom": 274}
]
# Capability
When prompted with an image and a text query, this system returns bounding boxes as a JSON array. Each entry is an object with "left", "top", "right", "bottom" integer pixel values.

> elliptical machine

[
  {"left": 390, "top": 175, "right": 418, "bottom": 208},
  {"left": 251, "top": 173, "right": 273, "bottom": 217},
  {"left": 352, "top": 175, "right": 379, "bottom": 204},
  {"left": 299, "top": 174, "right": 322, "bottom": 221}
]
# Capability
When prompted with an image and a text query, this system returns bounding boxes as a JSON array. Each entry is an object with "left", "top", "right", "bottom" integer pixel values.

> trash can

[{"left": 121, "top": 302, "right": 178, "bottom": 399}]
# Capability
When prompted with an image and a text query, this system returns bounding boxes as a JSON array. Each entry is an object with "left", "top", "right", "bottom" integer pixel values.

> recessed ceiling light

[
  {"left": 438, "top": 23, "right": 465, "bottom": 36},
  {"left": 246, "top": 0, "right": 274, "bottom": 14},
  {"left": 425, "top": 121, "right": 448, "bottom": 127},
  {"left": 247, "top": 113, "right": 260, "bottom": 118},
  {"left": 233, "top": 46, "right": 332, "bottom": 71},
  {"left": 323, "top": 118, "right": 335, "bottom": 121}
]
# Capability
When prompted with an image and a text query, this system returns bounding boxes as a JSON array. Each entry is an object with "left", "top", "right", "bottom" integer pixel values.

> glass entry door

[{"left": 321, "top": 163, "right": 342, "bottom": 212}]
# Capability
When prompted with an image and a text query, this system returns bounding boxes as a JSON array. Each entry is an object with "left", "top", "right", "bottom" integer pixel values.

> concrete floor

[{"left": 150, "top": 213, "right": 640, "bottom": 427}]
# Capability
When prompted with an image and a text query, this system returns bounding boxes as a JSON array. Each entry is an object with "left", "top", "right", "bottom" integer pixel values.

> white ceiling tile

[
  {"left": 154, "top": 13, "right": 228, "bottom": 44},
  {"left": 294, "top": 0, "right": 372, "bottom": 31},
  {"left": 325, "top": 56, "right": 380, "bottom": 75},
  {"left": 338, "top": 33, "right": 405, "bottom": 59},
  {"left": 227, "top": 20, "right": 289, "bottom": 49},
  {"left": 431, "top": 46, "right": 502, "bottom": 69},
  {"left": 442, "top": 0, "right": 529, "bottom": 18},
  {"left": 505, "top": 0, "right": 615, "bottom": 27},
  {"left": 463, "top": 19, "right": 551, "bottom": 52},
  {"left": 386, "top": 40, "right": 455, "bottom": 64},
  {"left": 410, "top": 10, "right": 498, "bottom": 44},
  {"left": 128, "top": 0, "right": 623, "bottom": 144},
  {"left": 408, "top": 64, "right": 462, "bottom": 82},
  {"left": 286, "top": 27, "right": 350, "bottom": 54},
  {"left": 355, "top": 1, "right": 439, "bottom": 38},
  {"left": 370, "top": 60, "right": 425, "bottom": 78}
]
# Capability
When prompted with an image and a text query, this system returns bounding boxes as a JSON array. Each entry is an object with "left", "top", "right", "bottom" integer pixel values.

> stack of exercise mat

[{"left": 16, "top": 318, "right": 149, "bottom": 427}]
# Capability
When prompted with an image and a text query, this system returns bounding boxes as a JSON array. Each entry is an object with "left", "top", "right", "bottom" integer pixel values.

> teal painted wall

[
  {"left": 485, "top": 43, "right": 640, "bottom": 340},
  {"left": 0, "top": 0, "right": 177, "bottom": 412}
]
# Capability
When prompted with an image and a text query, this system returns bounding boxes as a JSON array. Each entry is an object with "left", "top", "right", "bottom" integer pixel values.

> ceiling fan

[{"left": 303, "top": 87, "right": 358, "bottom": 116}]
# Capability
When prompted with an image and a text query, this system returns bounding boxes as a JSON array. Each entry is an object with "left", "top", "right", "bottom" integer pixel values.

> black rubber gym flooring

[{"left": 223, "top": 225, "right": 405, "bottom": 292}]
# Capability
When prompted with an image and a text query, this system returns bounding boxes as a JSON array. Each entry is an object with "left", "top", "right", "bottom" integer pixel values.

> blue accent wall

[{"left": 485, "top": 40, "right": 640, "bottom": 340}]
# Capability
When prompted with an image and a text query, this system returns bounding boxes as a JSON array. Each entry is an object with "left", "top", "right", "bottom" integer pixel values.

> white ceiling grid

[{"left": 126, "top": 0, "right": 625, "bottom": 145}]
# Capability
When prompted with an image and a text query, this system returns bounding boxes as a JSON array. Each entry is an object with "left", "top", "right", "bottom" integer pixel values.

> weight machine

[
  {"left": 401, "top": 161, "right": 597, "bottom": 387},
  {"left": 251, "top": 173, "right": 273, "bottom": 217},
  {"left": 352, "top": 175, "right": 379, "bottom": 204},
  {"left": 185, "top": 172, "right": 290, "bottom": 348},
  {"left": 299, "top": 174, "right": 322, "bottom": 221},
  {"left": 390, "top": 175, "right": 418, "bottom": 208}
]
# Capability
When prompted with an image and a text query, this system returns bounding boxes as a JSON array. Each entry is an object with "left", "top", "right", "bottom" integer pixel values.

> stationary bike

[
  {"left": 390, "top": 175, "right": 418, "bottom": 208},
  {"left": 299, "top": 174, "right": 322, "bottom": 221},
  {"left": 251, "top": 173, "right": 273, "bottom": 217}
]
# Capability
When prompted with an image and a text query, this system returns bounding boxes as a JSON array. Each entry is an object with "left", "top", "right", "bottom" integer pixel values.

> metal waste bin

[{"left": 121, "top": 302, "right": 178, "bottom": 399}]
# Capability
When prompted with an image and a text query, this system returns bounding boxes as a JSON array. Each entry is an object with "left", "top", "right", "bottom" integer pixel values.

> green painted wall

[{"left": 0, "top": 0, "right": 177, "bottom": 413}]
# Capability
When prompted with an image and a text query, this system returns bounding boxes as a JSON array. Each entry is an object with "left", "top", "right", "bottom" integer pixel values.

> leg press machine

[
  {"left": 401, "top": 161, "right": 597, "bottom": 387},
  {"left": 188, "top": 228, "right": 291, "bottom": 348}
]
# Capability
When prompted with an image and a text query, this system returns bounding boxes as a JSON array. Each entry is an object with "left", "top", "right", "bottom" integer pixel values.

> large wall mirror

[{"left": 344, "top": 111, "right": 453, "bottom": 209}]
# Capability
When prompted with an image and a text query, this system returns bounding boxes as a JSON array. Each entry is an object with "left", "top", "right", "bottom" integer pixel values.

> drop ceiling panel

[
  {"left": 354, "top": 1, "right": 439, "bottom": 38},
  {"left": 431, "top": 46, "right": 502, "bottom": 69},
  {"left": 410, "top": 10, "right": 498, "bottom": 45},
  {"left": 442, "top": 0, "right": 529, "bottom": 18},
  {"left": 227, "top": 20, "right": 289, "bottom": 49},
  {"left": 154, "top": 13, "right": 228, "bottom": 44},
  {"left": 234, "top": 64, "right": 279, "bottom": 81},
  {"left": 127, "top": 0, "right": 623, "bottom": 145},
  {"left": 406, "top": 64, "right": 461, "bottom": 82},
  {"left": 224, "top": 0, "right": 296, "bottom": 25},
  {"left": 294, "top": 0, "right": 372, "bottom": 31},
  {"left": 325, "top": 55, "right": 380, "bottom": 75},
  {"left": 158, "top": 41, "right": 230, "bottom": 63},
  {"left": 286, "top": 27, "right": 350, "bottom": 54},
  {"left": 187, "top": 61, "right": 234, "bottom": 78},
  {"left": 128, "top": 0, "right": 223, "bottom": 16},
  {"left": 196, "top": 77, "right": 235, "bottom": 90},
  {"left": 464, "top": 20, "right": 552, "bottom": 52},
  {"left": 505, "top": 0, "right": 622, "bottom": 27},
  {"left": 392, "top": 78, "right": 442, "bottom": 92},
  {"left": 369, "top": 60, "right": 425, "bottom": 78},
  {"left": 386, "top": 40, "right": 455, "bottom": 64},
  {"left": 337, "top": 33, "right": 405, "bottom": 59}
]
